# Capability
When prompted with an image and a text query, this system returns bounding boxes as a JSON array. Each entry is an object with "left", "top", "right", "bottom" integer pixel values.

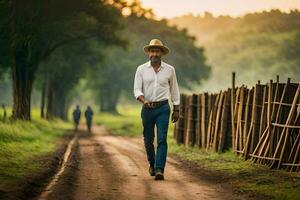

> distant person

[
  {"left": 72, "top": 105, "right": 81, "bottom": 131},
  {"left": 84, "top": 106, "right": 94, "bottom": 132},
  {"left": 1, "top": 104, "right": 7, "bottom": 122},
  {"left": 133, "top": 39, "right": 180, "bottom": 181}
]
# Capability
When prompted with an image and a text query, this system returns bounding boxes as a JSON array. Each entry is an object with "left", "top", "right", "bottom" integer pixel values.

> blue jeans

[{"left": 141, "top": 103, "right": 170, "bottom": 172}]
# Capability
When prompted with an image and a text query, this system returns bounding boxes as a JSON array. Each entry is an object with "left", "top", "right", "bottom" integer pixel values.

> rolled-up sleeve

[
  {"left": 170, "top": 68, "right": 180, "bottom": 105},
  {"left": 133, "top": 67, "right": 144, "bottom": 99}
]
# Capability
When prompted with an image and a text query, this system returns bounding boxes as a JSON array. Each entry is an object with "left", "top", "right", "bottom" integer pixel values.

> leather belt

[{"left": 146, "top": 100, "right": 168, "bottom": 109}]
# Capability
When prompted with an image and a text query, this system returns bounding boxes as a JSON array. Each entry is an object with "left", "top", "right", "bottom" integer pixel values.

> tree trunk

[
  {"left": 63, "top": 102, "right": 69, "bottom": 121},
  {"left": 46, "top": 84, "right": 54, "bottom": 120},
  {"left": 40, "top": 78, "right": 47, "bottom": 118},
  {"left": 11, "top": 47, "right": 35, "bottom": 120},
  {"left": 45, "top": 80, "right": 69, "bottom": 121},
  {"left": 99, "top": 88, "right": 119, "bottom": 113},
  {"left": 55, "top": 92, "right": 67, "bottom": 120}
]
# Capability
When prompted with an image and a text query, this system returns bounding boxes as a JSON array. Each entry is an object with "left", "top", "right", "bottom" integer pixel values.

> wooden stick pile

[
  {"left": 249, "top": 80, "right": 300, "bottom": 172},
  {"left": 173, "top": 74, "right": 300, "bottom": 172},
  {"left": 174, "top": 90, "right": 232, "bottom": 152}
]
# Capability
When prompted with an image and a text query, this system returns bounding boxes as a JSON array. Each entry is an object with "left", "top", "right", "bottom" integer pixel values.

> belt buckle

[
  {"left": 149, "top": 102, "right": 155, "bottom": 108},
  {"left": 150, "top": 102, "right": 155, "bottom": 108},
  {"left": 149, "top": 100, "right": 165, "bottom": 109},
  {"left": 153, "top": 101, "right": 161, "bottom": 108}
]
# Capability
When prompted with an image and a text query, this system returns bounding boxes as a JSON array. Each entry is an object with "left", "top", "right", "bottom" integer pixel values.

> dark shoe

[
  {"left": 154, "top": 169, "right": 164, "bottom": 180},
  {"left": 149, "top": 166, "right": 155, "bottom": 176}
]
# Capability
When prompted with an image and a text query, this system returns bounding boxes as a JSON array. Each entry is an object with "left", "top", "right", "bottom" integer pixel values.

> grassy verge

[
  {"left": 95, "top": 104, "right": 300, "bottom": 200},
  {"left": 168, "top": 138, "right": 300, "bottom": 200},
  {"left": 94, "top": 104, "right": 142, "bottom": 137},
  {"left": 0, "top": 108, "right": 72, "bottom": 194}
]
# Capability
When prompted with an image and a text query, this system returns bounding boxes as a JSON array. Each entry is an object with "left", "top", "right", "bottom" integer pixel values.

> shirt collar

[{"left": 147, "top": 61, "right": 165, "bottom": 69}]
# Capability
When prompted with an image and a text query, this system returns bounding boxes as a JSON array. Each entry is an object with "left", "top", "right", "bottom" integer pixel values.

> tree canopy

[
  {"left": 87, "top": 14, "right": 211, "bottom": 112},
  {"left": 0, "top": 0, "right": 125, "bottom": 119},
  {"left": 170, "top": 9, "right": 300, "bottom": 91}
]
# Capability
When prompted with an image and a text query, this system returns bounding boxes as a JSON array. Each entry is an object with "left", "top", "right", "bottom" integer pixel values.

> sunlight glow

[{"left": 141, "top": 0, "right": 300, "bottom": 19}]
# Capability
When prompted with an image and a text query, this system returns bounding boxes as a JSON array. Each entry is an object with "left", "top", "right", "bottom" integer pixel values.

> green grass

[
  {"left": 167, "top": 137, "right": 300, "bottom": 200},
  {"left": 95, "top": 104, "right": 300, "bottom": 200},
  {"left": 94, "top": 104, "right": 143, "bottom": 137},
  {"left": 168, "top": 138, "right": 256, "bottom": 172},
  {"left": 0, "top": 108, "right": 72, "bottom": 191}
]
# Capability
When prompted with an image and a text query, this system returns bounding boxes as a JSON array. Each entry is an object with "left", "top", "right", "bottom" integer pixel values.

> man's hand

[
  {"left": 143, "top": 100, "right": 153, "bottom": 108},
  {"left": 138, "top": 95, "right": 151, "bottom": 108},
  {"left": 171, "top": 110, "right": 179, "bottom": 123}
]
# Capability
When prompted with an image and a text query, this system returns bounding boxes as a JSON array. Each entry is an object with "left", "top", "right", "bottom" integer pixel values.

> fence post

[{"left": 231, "top": 72, "right": 236, "bottom": 151}]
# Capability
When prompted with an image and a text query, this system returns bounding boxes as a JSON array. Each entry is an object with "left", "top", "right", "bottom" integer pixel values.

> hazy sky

[{"left": 141, "top": 0, "right": 300, "bottom": 18}]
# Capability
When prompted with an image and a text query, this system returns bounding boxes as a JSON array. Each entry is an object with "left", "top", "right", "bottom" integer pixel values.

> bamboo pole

[
  {"left": 219, "top": 91, "right": 229, "bottom": 152},
  {"left": 213, "top": 91, "right": 224, "bottom": 151},
  {"left": 272, "top": 84, "right": 300, "bottom": 169},
  {"left": 201, "top": 93, "right": 207, "bottom": 148},
  {"left": 231, "top": 72, "right": 236, "bottom": 151}
]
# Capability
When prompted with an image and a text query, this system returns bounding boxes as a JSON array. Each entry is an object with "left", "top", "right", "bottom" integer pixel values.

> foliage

[
  {"left": 170, "top": 9, "right": 300, "bottom": 91},
  {"left": 35, "top": 39, "right": 104, "bottom": 119},
  {"left": 0, "top": 0, "right": 125, "bottom": 119},
  {"left": 87, "top": 14, "right": 211, "bottom": 112}
]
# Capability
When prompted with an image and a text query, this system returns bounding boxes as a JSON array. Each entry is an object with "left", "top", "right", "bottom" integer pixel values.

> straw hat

[{"left": 143, "top": 39, "right": 170, "bottom": 56}]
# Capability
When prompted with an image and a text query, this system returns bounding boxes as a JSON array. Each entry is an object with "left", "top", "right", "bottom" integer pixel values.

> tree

[
  {"left": 36, "top": 39, "right": 102, "bottom": 120},
  {"left": 279, "top": 32, "right": 300, "bottom": 76},
  {"left": 88, "top": 14, "right": 211, "bottom": 113},
  {"left": 170, "top": 9, "right": 300, "bottom": 90},
  {"left": 0, "top": 0, "right": 124, "bottom": 120}
]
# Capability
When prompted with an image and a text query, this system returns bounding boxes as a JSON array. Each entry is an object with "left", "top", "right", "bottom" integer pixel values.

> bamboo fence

[{"left": 173, "top": 73, "right": 300, "bottom": 172}]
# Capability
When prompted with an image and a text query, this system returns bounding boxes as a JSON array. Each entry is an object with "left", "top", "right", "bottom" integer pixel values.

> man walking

[
  {"left": 134, "top": 39, "right": 180, "bottom": 180},
  {"left": 84, "top": 106, "right": 94, "bottom": 133},
  {"left": 72, "top": 105, "right": 81, "bottom": 131}
]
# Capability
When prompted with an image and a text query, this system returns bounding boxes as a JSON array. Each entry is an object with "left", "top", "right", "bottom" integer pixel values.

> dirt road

[{"left": 38, "top": 125, "right": 246, "bottom": 200}]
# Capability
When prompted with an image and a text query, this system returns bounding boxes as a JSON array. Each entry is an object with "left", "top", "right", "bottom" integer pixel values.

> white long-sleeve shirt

[{"left": 133, "top": 61, "right": 180, "bottom": 105}]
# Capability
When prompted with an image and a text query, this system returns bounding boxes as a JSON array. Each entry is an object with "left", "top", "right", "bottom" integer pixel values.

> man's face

[{"left": 149, "top": 47, "right": 162, "bottom": 65}]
